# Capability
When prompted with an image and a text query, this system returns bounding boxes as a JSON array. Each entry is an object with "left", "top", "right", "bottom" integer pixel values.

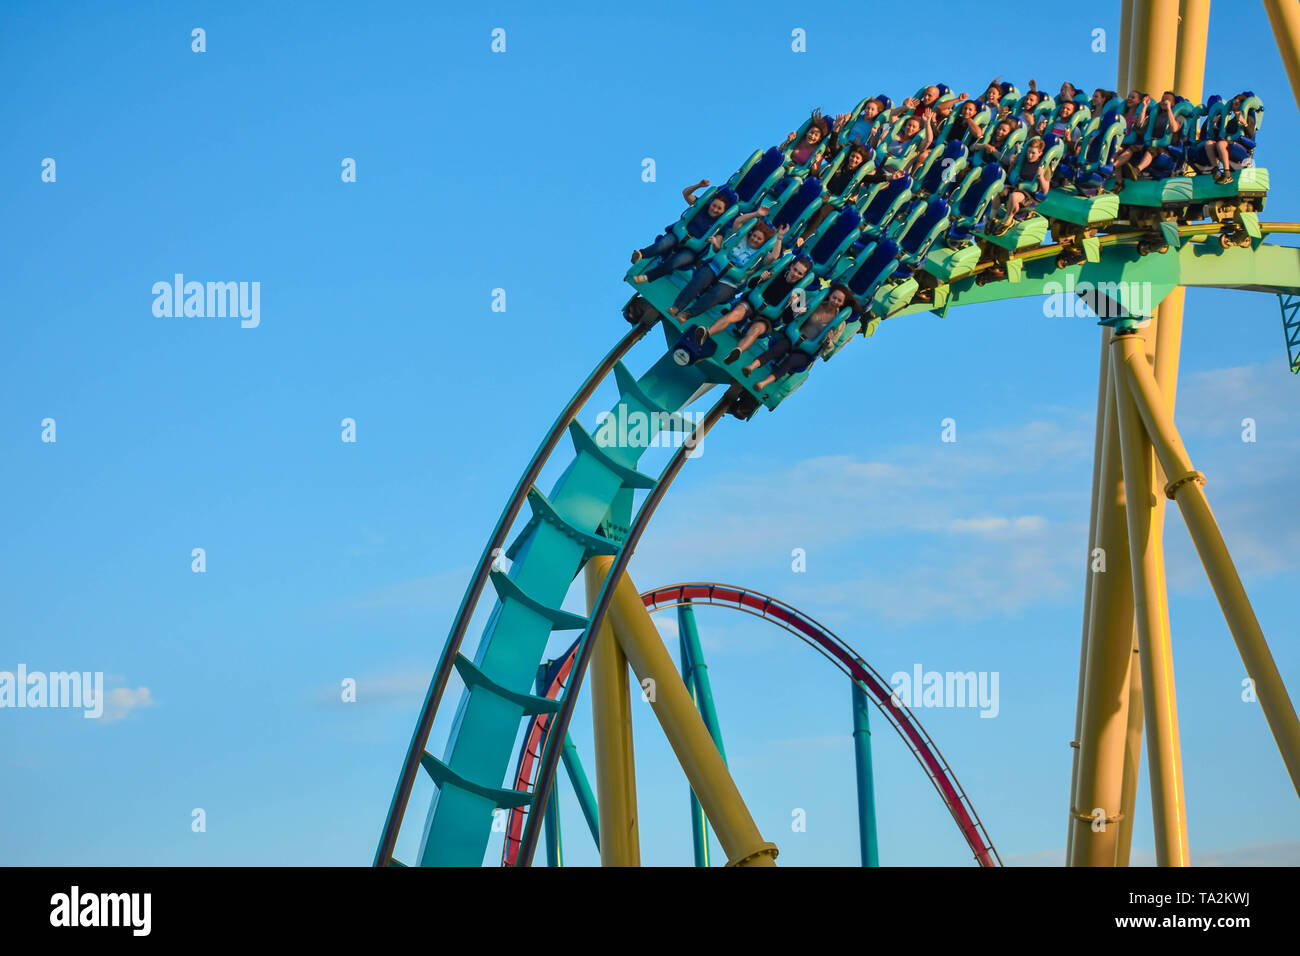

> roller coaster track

[
  {"left": 375, "top": 224, "right": 1300, "bottom": 868},
  {"left": 500, "top": 583, "right": 1001, "bottom": 867}
]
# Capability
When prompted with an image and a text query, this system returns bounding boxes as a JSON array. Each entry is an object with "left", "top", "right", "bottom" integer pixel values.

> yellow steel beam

[
  {"left": 1176, "top": 0, "right": 1210, "bottom": 101},
  {"left": 1118, "top": 0, "right": 1134, "bottom": 92},
  {"left": 1113, "top": 336, "right": 1300, "bottom": 797},
  {"left": 1096, "top": 0, "right": 1139, "bottom": 866},
  {"left": 1117, "top": 0, "right": 1206, "bottom": 868},
  {"left": 603, "top": 565, "right": 778, "bottom": 866},
  {"left": 1112, "top": 334, "right": 1190, "bottom": 865},
  {"left": 1073, "top": 0, "right": 1183, "bottom": 868},
  {"left": 1069, "top": 357, "right": 1137, "bottom": 866},
  {"left": 585, "top": 557, "right": 641, "bottom": 865},
  {"left": 1114, "top": 634, "right": 1144, "bottom": 866},
  {"left": 1264, "top": 0, "right": 1300, "bottom": 113},
  {"left": 1067, "top": 335, "right": 1113, "bottom": 861},
  {"left": 1129, "top": 0, "right": 1180, "bottom": 94}
]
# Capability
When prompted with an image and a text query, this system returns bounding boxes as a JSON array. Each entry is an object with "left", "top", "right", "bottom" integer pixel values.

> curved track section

[
  {"left": 380, "top": 218, "right": 1300, "bottom": 866},
  {"left": 373, "top": 323, "right": 655, "bottom": 866},
  {"left": 502, "top": 583, "right": 1001, "bottom": 867}
]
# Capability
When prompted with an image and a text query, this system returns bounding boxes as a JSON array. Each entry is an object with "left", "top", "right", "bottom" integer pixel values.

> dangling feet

[
  {"left": 691, "top": 325, "right": 709, "bottom": 346},
  {"left": 724, "top": 348, "right": 741, "bottom": 364},
  {"left": 630, "top": 250, "right": 643, "bottom": 264},
  {"left": 633, "top": 274, "right": 648, "bottom": 284},
  {"left": 668, "top": 306, "right": 680, "bottom": 316},
  {"left": 1214, "top": 168, "right": 1232, "bottom": 185}
]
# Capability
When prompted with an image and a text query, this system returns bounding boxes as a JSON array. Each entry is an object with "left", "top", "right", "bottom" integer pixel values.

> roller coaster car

[
  {"left": 832, "top": 237, "right": 901, "bottom": 309},
  {"left": 945, "top": 164, "right": 1007, "bottom": 245},
  {"left": 1061, "top": 108, "right": 1125, "bottom": 191},
  {"left": 1031, "top": 95, "right": 1057, "bottom": 129},
  {"left": 839, "top": 96, "right": 883, "bottom": 147},
  {"left": 998, "top": 83, "right": 1022, "bottom": 114},
  {"left": 871, "top": 122, "right": 927, "bottom": 176},
  {"left": 977, "top": 140, "right": 1050, "bottom": 264},
  {"left": 783, "top": 114, "right": 832, "bottom": 173},
  {"left": 728, "top": 147, "right": 787, "bottom": 213},
  {"left": 818, "top": 149, "right": 875, "bottom": 208},
  {"left": 769, "top": 175, "right": 826, "bottom": 236},
  {"left": 763, "top": 290, "right": 860, "bottom": 403},
  {"left": 1048, "top": 99, "right": 1092, "bottom": 139},
  {"left": 855, "top": 175, "right": 915, "bottom": 241},
  {"left": 669, "top": 249, "right": 821, "bottom": 368},
  {"left": 802, "top": 206, "right": 863, "bottom": 279},
  {"left": 926, "top": 165, "right": 1006, "bottom": 282},
  {"left": 1040, "top": 189, "right": 1120, "bottom": 267},
  {"left": 1191, "top": 167, "right": 1269, "bottom": 248},
  {"left": 624, "top": 187, "right": 741, "bottom": 282},
  {"left": 979, "top": 209, "right": 1048, "bottom": 284},
  {"left": 914, "top": 140, "right": 969, "bottom": 199},
  {"left": 971, "top": 119, "right": 1028, "bottom": 168},
  {"left": 869, "top": 199, "right": 950, "bottom": 314}
]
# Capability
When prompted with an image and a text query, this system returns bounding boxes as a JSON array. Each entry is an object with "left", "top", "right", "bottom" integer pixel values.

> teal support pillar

[
  {"left": 535, "top": 662, "right": 598, "bottom": 856},
  {"left": 679, "top": 603, "right": 728, "bottom": 759},
  {"left": 678, "top": 601, "right": 728, "bottom": 866},
  {"left": 560, "top": 734, "right": 600, "bottom": 850},
  {"left": 852, "top": 671, "right": 880, "bottom": 867},
  {"left": 543, "top": 787, "right": 562, "bottom": 867}
]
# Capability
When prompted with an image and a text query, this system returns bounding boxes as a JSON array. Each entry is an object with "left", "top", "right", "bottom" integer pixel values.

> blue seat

[
  {"left": 803, "top": 206, "right": 862, "bottom": 278},
  {"left": 915, "top": 140, "right": 968, "bottom": 198},
  {"left": 894, "top": 198, "right": 951, "bottom": 274},
  {"left": 946, "top": 163, "right": 1006, "bottom": 245},
  {"left": 1066, "top": 108, "right": 1125, "bottom": 190},
  {"left": 731, "top": 147, "right": 785, "bottom": 211},
  {"left": 856, "top": 174, "right": 914, "bottom": 239},
  {"left": 835, "top": 237, "right": 900, "bottom": 302},
  {"left": 770, "top": 176, "right": 825, "bottom": 234}
]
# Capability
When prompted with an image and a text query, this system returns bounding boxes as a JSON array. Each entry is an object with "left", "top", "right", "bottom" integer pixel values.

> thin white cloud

[{"left": 101, "top": 686, "right": 153, "bottom": 723}]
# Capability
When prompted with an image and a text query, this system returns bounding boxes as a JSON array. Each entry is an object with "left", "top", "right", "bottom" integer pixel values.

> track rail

[
  {"left": 502, "top": 583, "right": 1000, "bottom": 867},
  {"left": 373, "top": 323, "right": 650, "bottom": 866}
]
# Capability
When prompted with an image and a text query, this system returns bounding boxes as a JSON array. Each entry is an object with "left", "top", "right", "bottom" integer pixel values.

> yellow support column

[
  {"left": 603, "top": 566, "right": 778, "bottom": 867},
  {"left": 1112, "top": 335, "right": 1190, "bottom": 866},
  {"left": 1175, "top": 1, "right": 1210, "bottom": 99},
  {"left": 1069, "top": 358, "right": 1138, "bottom": 866},
  {"left": 1264, "top": 0, "right": 1300, "bottom": 113},
  {"left": 1117, "top": 0, "right": 1134, "bottom": 92},
  {"left": 1129, "top": 0, "right": 1179, "bottom": 95},
  {"left": 1067, "top": 336, "right": 1114, "bottom": 861},
  {"left": 1114, "top": 633, "right": 1144, "bottom": 866},
  {"left": 585, "top": 557, "right": 641, "bottom": 866},
  {"left": 1072, "top": 3, "right": 1137, "bottom": 864},
  {"left": 1113, "top": 0, "right": 1189, "bottom": 867},
  {"left": 1113, "top": 337, "right": 1300, "bottom": 796}
]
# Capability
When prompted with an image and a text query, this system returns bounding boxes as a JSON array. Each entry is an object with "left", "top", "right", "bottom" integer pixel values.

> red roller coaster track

[{"left": 502, "top": 582, "right": 1001, "bottom": 867}]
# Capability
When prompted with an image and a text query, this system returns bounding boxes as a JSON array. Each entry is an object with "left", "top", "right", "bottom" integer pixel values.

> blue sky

[{"left": 2, "top": 0, "right": 1298, "bottom": 866}]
